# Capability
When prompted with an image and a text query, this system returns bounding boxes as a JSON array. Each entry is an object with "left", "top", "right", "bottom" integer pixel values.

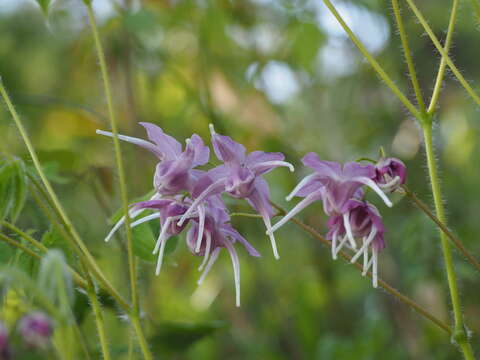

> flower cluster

[
  {"left": 268, "top": 153, "right": 406, "bottom": 287},
  {"left": 97, "top": 123, "right": 293, "bottom": 306},
  {"left": 0, "top": 312, "right": 53, "bottom": 359}
]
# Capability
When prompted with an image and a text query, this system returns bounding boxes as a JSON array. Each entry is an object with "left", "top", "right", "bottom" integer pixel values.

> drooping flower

[
  {"left": 97, "top": 123, "right": 209, "bottom": 242},
  {"left": 177, "top": 124, "right": 294, "bottom": 259},
  {"left": 268, "top": 153, "right": 392, "bottom": 235},
  {"left": 17, "top": 312, "right": 53, "bottom": 350},
  {"left": 373, "top": 157, "right": 407, "bottom": 193},
  {"left": 326, "top": 199, "right": 385, "bottom": 287},
  {"left": 186, "top": 203, "right": 260, "bottom": 307},
  {"left": 0, "top": 322, "right": 10, "bottom": 360}
]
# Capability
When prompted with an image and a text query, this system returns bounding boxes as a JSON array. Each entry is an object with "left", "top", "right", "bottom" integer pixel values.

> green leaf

[
  {"left": 149, "top": 321, "right": 226, "bottom": 353},
  {"left": 10, "top": 158, "right": 28, "bottom": 222},
  {"left": 132, "top": 222, "right": 156, "bottom": 262},
  {"left": 0, "top": 157, "right": 29, "bottom": 223},
  {"left": 35, "top": 0, "right": 52, "bottom": 16},
  {"left": 288, "top": 22, "right": 325, "bottom": 71}
]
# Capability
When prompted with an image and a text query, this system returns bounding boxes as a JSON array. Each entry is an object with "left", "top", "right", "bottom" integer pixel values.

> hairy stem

[
  {"left": 83, "top": 4, "right": 152, "bottom": 359},
  {"left": 403, "top": 186, "right": 480, "bottom": 273},
  {"left": 427, "top": 0, "right": 459, "bottom": 114},
  {"left": 422, "top": 124, "right": 474, "bottom": 359},
  {"left": 391, "top": 0, "right": 426, "bottom": 113},
  {"left": 0, "top": 79, "right": 129, "bottom": 311},
  {"left": 322, "top": 0, "right": 421, "bottom": 118},
  {"left": 405, "top": 0, "right": 480, "bottom": 107},
  {"left": 234, "top": 206, "right": 451, "bottom": 334}
]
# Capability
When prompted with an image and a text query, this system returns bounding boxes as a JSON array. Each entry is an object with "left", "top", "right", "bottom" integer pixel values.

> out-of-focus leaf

[
  {"left": 0, "top": 157, "right": 29, "bottom": 222},
  {"left": 288, "top": 22, "right": 324, "bottom": 71},
  {"left": 38, "top": 250, "right": 74, "bottom": 320},
  {"left": 35, "top": 0, "right": 52, "bottom": 16},
  {"left": 132, "top": 222, "right": 156, "bottom": 262},
  {"left": 149, "top": 321, "right": 226, "bottom": 353},
  {"left": 41, "top": 226, "right": 73, "bottom": 263}
]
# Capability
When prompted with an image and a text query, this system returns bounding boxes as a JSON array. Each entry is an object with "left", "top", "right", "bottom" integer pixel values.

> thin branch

[
  {"left": 322, "top": 0, "right": 421, "bottom": 119},
  {"left": 403, "top": 186, "right": 480, "bottom": 273},
  {"left": 391, "top": 0, "right": 426, "bottom": 114},
  {"left": 270, "top": 203, "right": 451, "bottom": 334},
  {"left": 405, "top": 0, "right": 480, "bottom": 108},
  {"left": 427, "top": 0, "right": 459, "bottom": 114}
]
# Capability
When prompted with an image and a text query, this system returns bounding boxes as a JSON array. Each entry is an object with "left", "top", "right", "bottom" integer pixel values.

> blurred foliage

[{"left": 0, "top": 0, "right": 480, "bottom": 359}]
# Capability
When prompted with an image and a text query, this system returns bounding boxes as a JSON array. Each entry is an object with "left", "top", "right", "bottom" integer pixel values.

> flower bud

[
  {"left": 18, "top": 312, "right": 53, "bottom": 350},
  {"left": 373, "top": 157, "right": 407, "bottom": 192}
]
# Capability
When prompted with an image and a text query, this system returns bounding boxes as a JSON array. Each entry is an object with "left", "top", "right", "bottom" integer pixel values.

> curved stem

[
  {"left": 391, "top": 0, "right": 426, "bottom": 114},
  {"left": 269, "top": 203, "right": 451, "bottom": 334},
  {"left": 322, "top": 0, "right": 421, "bottom": 118},
  {"left": 403, "top": 186, "right": 480, "bottom": 273},
  {"left": 422, "top": 124, "right": 474, "bottom": 359},
  {"left": 427, "top": 0, "right": 459, "bottom": 114},
  {"left": 84, "top": 2, "right": 137, "bottom": 313},
  {"left": 0, "top": 79, "right": 129, "bottom": 311},
  {"left": 405, "top": 0, "right": 480, "bottom": 108}
]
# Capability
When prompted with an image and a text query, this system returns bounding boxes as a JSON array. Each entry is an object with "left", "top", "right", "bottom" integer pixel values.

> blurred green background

[{"left": 1, "top": 0, "right": 479, "bottom": 358}]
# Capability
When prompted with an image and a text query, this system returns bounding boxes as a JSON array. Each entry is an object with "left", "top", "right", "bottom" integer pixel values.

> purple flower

[
  {"left": 326, "top": 200, "right": 384, "bottom": 287},
  {"left": 18, "top": 312, "right": 53, "bottom": 350},
  {"left": 268, "top": 153, "right": 392, "bottom": 234},
  {"left": 373, "top": 157, "right": 407, "bottom": 192},
  {"left": 0, "top": 323, "right": 10, "bottom": 360},
  {"left": 97, "top": 123, "right": 209, "bottom": 195},
  {"left": 186, "top": 203, "right": 260, "bottom": 307},
  {"left": 97, "top": 123, "right": 209, "bottom": 242},
  {"left": 177, "top": 124, "right": 294, "bottom": 259}
]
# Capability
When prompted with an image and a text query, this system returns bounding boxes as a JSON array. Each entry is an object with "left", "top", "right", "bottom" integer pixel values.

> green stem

[
  {"left": 422, "top": 124, "right": 474, "bottom": 359},
  {"left": 0, "top": 79, "right": 130, "bottom": 311},
  {"left": 391, "top": 0, "right": 426, "bottom": 114},
  {"left": 405, "top": 0, "right": 480, "bottom": 107},
  {"left": 270, "top": 203, "right": 451, "bottom": 334},
  {"left": 427, "top": 0, "right": 459, "bottom": 114},
  {"left": 403, "top": 187, "right": 480, "bottom": 273},
  {"left": 131, "top": 316, "right": 153, "bottom": 360},
  {"left": 322, "top": 0, "right": 421, "bottom": 118},
  {"left": 85, "top": 271, "right": 111, "bottom": 360},
  {"left": 0, "top": 233, "right": 41, "bottom": 261},
  {"left": 84, "top": 0, "right": 137, "bottom": 314}
]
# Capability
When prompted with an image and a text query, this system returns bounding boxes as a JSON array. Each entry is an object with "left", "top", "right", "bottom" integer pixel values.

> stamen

[
  {"left": 130, "top": 213, "right": 160, "bottom": 228},
  {"left": 105, "top": 207, "right": 144, "bottom": 242},
  {"left": 153, "top": 217, "right": 172, "bottom": 254},
  {"left": 197, "top": 247, "right": 220, "bottom": 285},
  {"left": 177, "top": 178, "right": 226, "bottom": 226},
  {"left": 195, "top": 205, "right": 206, "bottom": 253},
  {"left": 372, "top": 247, "right": 378, "bottom": 288},
  {"left": 208, "top": 123, "right": 216, "bottom": 135},
  {"left": 198, "top": 232, "right": 212, "bottom": 271},
  {"left": 352, "top": 177, "right": 393, "bottom": 207},
  {"left": 224, "top": 240, "right": 241, "bottom": 307},
  {"left": 342, "top": 212, "right": 357, "bottom": 250},
  {"left": 285, "top": 174, "right": 316, "bottom": 201},
  {"left": 96, "top": 130, "right": 163, "bottom": 158},
  {"left": 268, "top": 192, "right": 319, "bottom": 234}
]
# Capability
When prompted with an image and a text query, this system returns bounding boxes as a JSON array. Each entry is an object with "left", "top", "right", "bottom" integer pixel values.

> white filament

[
  {"left": 331, "top": 230, "right": 338, "bottom": 260},
  {"left": 224, "top": 240, "right": 241, "bottom": 307},
  {"left": 334, "top": 235, "right": 349, "bottom": 258},
  {"left": 350, "top": 227, "right": 377, "bottom": 263},
  {"left": 153, "top": 217, "right": 172, "bottom": 254},
  {"left": 96, "top": 130, "right": 162, "bottom": 157},
  {"left": 252, "top": 161, "right": 294, "bottom": 173},
  {"left": 268, "top": 193, "right": 318, "bottom": 234},
  {"left": 155, "top": 232, "right": 169, "bottom": 276},
  {"left": 262, "top": 213, "right": 279, "bottom": 260},
  {"left": 372, "top": 247, "right": 378, "bottom": 288}
]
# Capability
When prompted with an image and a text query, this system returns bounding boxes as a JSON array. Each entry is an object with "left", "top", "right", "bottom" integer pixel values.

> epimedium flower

[
  {"left": 177, "top": 124, "right": 294, "bottom": 259},
  {"left": 17, "top": 312, "right": 53, "bottom": 350},
  {"left": 326, "top": 199, "right": 385, "bottom": 287},
  {"left": 97, "top": 122, "right": 209, "bottom": 242},
  {"left": 268, "top": 152, "right": 393, "bottom": 236},
  {"left": 373, "top": 157, "right": 407, "bottom": 193},
  {"left": 186, "top": 203, "right": 260, "bottom": 307}
]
